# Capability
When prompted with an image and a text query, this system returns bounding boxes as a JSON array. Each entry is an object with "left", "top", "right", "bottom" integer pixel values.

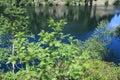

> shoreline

[
  {"left": 0, "top": 0, "right": 116, "bottom": 7},
  {"left": 34, "top": 0, "right": 115, "bottom": 6}
]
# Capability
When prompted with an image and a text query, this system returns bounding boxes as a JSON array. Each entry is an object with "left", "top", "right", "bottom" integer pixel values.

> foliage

[
  {"left": 0, "top": 6, "right": 30, "bottom": 73},
  {"left": 113, "top": 0, "right": 120, "bottom": 6},
  {"left": 0, "top": 6, "right": 29, "bottom": 36},
  {"left": 0, "top": 6, "right": 29, "bottom": 52},
  {"left": 0, "top": 0, "right": 94, "bottom": 6},
  {"left": 0, "top": 0, "right": 33, "bottom": 6},
  {"left": 84, "top": 20, "right": 111, "bottom": 60},
  {"left": 0, "top": 6, "right": 120, "bottom": 80},
  {"left": 111, "top": 25, "right": 120, "bottom": 38}
]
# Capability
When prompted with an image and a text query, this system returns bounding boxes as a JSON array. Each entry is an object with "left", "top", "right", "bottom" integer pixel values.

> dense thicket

[{"left": 0, "top": 4, "right": 120, "bottom": 80}]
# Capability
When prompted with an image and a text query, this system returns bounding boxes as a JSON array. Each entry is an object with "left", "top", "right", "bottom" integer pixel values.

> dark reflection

[
  {"left": 84, "top": 0, "right": 93, "bottom": 6},
  {"left": 26, "top": 6, "right": 114, "bottom": 39},
  {"left": 107, "top": 37, "right": 120, "bottom": 64}
]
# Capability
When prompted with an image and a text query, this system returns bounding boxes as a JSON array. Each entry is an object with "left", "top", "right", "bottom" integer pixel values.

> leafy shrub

[
  {"left": 111, "top": 25, "right": 120, "bottom": 38},
  {"left": 0, "top": 7, "right": 120, "bottom": 80}
]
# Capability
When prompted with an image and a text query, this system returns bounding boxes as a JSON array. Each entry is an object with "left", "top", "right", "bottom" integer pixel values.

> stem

[
  {"left": 26, "top": 63, "right": 30, "bottom": 73},
  {"left": 12, "top": 43, "right": 15, "bottom": 73}
]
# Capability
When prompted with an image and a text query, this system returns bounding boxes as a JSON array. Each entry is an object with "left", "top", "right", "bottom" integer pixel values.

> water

[
  {"left": 26, "top": 5, "right": 120, "bottom": 63},
  {"left": 27, "top": 6, "right": 113, "bottom": 35},
  {"left": 26, "top": 5, "right": 115, "bottom": 40},
  {"left": 107, "top": 7, "right": 120, "bottom": 63}
]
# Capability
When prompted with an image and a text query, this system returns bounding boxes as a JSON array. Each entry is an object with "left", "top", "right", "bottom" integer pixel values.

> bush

[
  {"left": 111, "top": 25, "right": 120, "bottom": 37},
  {"left": 0, "top": 7, "right": 120, "bottom": 80}
]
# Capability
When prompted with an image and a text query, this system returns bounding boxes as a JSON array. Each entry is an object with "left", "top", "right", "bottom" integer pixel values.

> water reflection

[
  {"left": 108, "top": 37, "right": 120, "bottom": 63},
  {"left": 27, "top": 6, "right": 114, "bottom": 35}
]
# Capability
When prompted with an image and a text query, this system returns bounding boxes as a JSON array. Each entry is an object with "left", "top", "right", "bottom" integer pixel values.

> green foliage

[
  {"left": 0, "top": 6, "right": 30, "bottom": 74},
  {"left": 0, "top": 48, "right": 10, "bottom": 62},
  {"left": 0, "top": 6, "right": 29, "bottom": 36},
  {"left": 0, "top": 0, "right": 93, "bottom": 6},
  {"left": 83, "top": 20, "right": 111, "bottom": 60},
  {"left": 0, "top": 0, "right": 33, "bottom": 6},
  {"left": 111, "top": 25, "right": 120, "bottom": 37},
  {"left": 18, "top": 0, "right": 34, "bottom": 6},
  {"left": 0, "top": 6, "right": 120, "bottom": 80},
  {"left": 113, "top": 0, "right": 120, "bottom": 6},
  {"left": 48, "top": 18, "right": 67, "bottom": 31}
]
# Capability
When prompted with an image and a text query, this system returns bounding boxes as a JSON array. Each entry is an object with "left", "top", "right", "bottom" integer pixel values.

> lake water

[
  {"left": 26, "top": 5, "right": 120, "bottom": 63},
  {"left": 27, "top": 6, "right": 115, "bottom": 39}
]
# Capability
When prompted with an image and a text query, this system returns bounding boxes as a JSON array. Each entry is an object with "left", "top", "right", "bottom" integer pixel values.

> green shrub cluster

[
  {"left": 0, "top": 6, "right": 120, "bottom": 80},
  {"left": 111, "top": 25, "right": 120, "bottom": 37},
  {"left": 0, "top": 0, "right": 33, "bottom": 6}
]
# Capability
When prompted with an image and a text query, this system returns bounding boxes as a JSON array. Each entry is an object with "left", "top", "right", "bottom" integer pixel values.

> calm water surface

[
  {"left": 27, "top": 5, "right": 120, "bottom": 63},
  {"left": 27, "top": 6, "right": 114, "bottom": 35}
]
